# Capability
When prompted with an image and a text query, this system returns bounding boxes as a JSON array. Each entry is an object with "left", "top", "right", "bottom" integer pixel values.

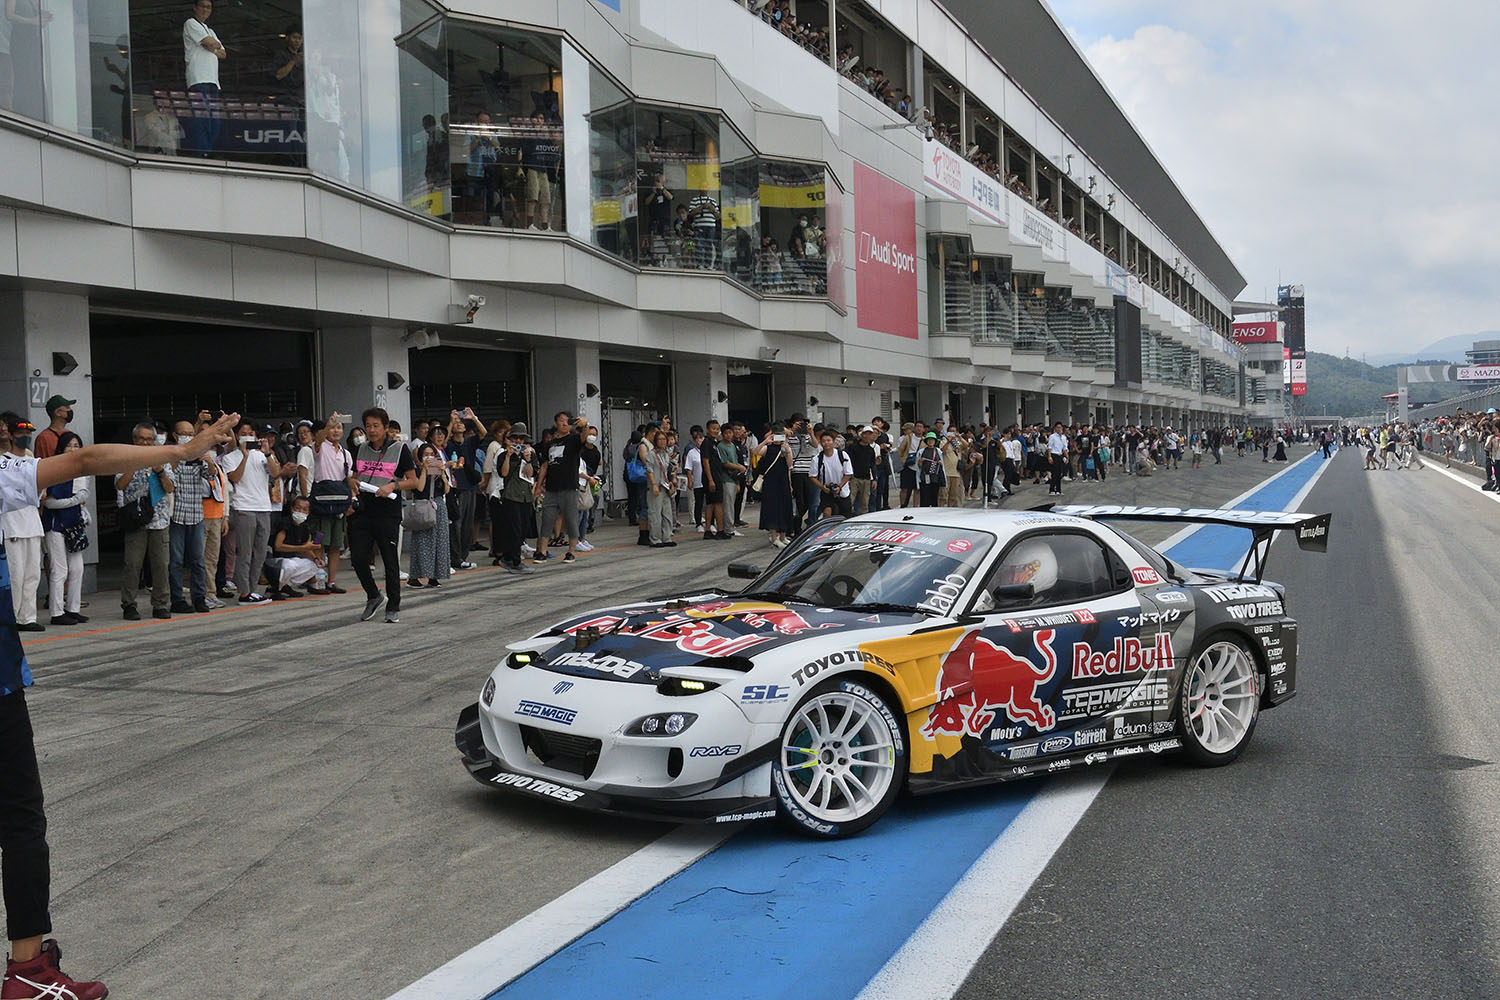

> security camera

[{"left": 456, "top": 294, "right": 486, "bottom": 324}]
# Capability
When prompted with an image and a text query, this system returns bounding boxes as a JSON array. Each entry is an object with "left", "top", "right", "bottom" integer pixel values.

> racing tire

[
  {"left": 774, "top": 677, "right": 908, "bottom": 838},
  {"left": 1178, "top": 635, "right": 1262, "bottom": 767}
]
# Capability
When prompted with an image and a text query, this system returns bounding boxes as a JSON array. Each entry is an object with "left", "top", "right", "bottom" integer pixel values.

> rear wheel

[
  {"left": 774, "top": 677, "right": 907, "bottom": 838},
  {"left": 1179, "top": 636, "right": 1261, "bottom": 766}
]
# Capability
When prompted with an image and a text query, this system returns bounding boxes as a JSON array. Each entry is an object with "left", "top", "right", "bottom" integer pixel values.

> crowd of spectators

[
  {"left": 2, "top": 392, "right": 1323, "bottom": 633},
  {"left": 755, "top": 1, "right": 831, "bottom": 62},
  {"left": 1353, "top": 409, "right": 1499, "bottom": 486}
]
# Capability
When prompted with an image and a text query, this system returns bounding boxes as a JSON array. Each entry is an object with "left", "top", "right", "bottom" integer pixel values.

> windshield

[{"left": 747, "top": 522, "right": 996, "bottom": 614}]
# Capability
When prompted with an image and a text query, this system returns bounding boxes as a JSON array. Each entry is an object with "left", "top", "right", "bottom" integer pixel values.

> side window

[{"left": 975, "top": 532, "right": 1121, "bottom": 611}]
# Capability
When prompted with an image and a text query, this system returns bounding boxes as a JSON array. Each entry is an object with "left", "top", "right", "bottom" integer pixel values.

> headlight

[
  {"left": 626, "top": 712, "right": 698, "bottom": 737},
  {"left": 506, "top": 651, "right": 539, "bottom": 670},
  {"left": 481, "top": 676, "right": 496, "bottom": 706},
  {"left": 656, "top": 677, "right": 720, "bottom": 696}
]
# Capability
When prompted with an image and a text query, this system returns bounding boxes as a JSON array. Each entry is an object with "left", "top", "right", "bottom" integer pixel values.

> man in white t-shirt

[
  {"left": 0, "top": 410, "right": 236, "bottom": 1000},
  {"left": 218, "top": 421, "right": 280, "bottom": 603},
  {"left": 182, "top": 0, "right": 227, "bottom": 156},
  {"left": 813, "top": 429, "right": 853, "bottom": 518}
]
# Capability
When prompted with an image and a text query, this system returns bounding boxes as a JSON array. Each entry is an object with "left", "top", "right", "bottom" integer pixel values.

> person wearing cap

[
  {"left": 489, "top": 422, "right": 538, "bottom": 573},
  {"left": 1, "top": 414, "right": 44, "bottom": 631},
  {"left": 32, "top": 396, "right": 77, "bottom": 461},
  {"left": 915, "top": 430, "right": 946, "bottom": 507},
  {"left": 218, "top": 419, "right": 281, "bottom": 605},
  {"left": 848, "top": 426, "right": 878, "bottom": 515}
]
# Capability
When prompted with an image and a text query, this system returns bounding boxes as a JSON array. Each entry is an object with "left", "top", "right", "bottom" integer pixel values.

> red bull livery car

[{"left": 456, "top": 505, "right": 1331, "bottom": 838}]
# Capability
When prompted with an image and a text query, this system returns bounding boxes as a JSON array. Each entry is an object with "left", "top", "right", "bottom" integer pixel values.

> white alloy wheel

[
  {"left": 774, "top": 679, "right": 906, "bottom": 837},
  {"left": 1181, "top": 638, "right": 1260, "bottom": 764}
]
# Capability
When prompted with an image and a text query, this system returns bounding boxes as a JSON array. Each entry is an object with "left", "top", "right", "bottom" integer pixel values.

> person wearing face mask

[
  {"left": 165, "top": 419, "right": 217, "bottom": 614},
  {"left": 32, "top": 396, "right": 75, "bottom": 460},
  {"left": 270, "top": 496, "right": 323, "bottom": 595}
]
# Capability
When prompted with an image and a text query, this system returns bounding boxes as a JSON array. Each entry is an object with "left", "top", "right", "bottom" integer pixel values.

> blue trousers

[{"left": 168, "top": 520, "right": 207, "bottom": 604}]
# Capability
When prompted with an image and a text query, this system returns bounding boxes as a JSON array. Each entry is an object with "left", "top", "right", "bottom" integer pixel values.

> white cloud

[{"left": 1051, "top": 1, "right": 1500, "bottom": 356}]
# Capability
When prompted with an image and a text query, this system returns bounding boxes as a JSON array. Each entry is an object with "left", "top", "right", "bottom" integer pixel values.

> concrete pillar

[
  {"left": 0, "top": 289, "right": 97, "bottom": 588},
  {"left": 321, "top": 323, "right": 412, "bottom": 433},
  {"left": 534, "top": 342, "right": 603, "bottom": 431},
  {"left": 672, "top": 357, "right": 729, "bottom": 430},
  {"left": 772, "top": 368, "right": 811, "bottom": 423},
  {"left": 914, "top": 382, "right": 948, "bottom": 428}
]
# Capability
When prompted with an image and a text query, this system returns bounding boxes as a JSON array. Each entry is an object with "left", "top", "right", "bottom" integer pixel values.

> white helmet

[{"left": 995, "top": 539, "right": 1058, "bottom": 594}]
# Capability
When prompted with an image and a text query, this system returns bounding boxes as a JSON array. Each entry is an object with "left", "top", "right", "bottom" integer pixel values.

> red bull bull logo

[
  {"left": 685, "top": 601, "right": 838, "bottom": 636},
  {"left": 922, "top": 629, "right": 1059, "bottom": 739}
]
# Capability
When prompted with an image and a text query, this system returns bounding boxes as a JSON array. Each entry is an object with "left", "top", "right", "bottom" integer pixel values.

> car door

[{"left": 930, "top": 530, "right": 1161, "bottom": 768}]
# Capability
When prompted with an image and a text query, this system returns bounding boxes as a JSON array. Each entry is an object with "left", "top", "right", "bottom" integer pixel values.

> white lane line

[
  {"left": 385, "top": 825, "right": 735, "bottom": 1000},
  {"left": 854, "top": 773, "right": 1110, "bottom": 1000},
  {"left": 1419, "top": 461, "right": 1500, "bottom": 504}
]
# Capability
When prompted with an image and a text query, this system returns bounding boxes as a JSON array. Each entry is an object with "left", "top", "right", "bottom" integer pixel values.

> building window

[
  {"left": 127, "top": 0, "right": 306, "bottom": 164},
  {"left": 397, "top": 1, "right": 449, "bottom": 217},
  {"left": 635, "top": 104, "right": 719, "bottom": 268},
  {"left": 445, "top": 22, "right": 563, "bottom": 230}
]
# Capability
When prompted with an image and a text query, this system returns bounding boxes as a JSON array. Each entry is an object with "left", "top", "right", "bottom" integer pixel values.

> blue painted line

[
  {"left": 489, "top": 790, "right": 1034, "bottom": 1000},
  {"left": 487, "top": 451, "right": 1334, "bottom": 1000}
]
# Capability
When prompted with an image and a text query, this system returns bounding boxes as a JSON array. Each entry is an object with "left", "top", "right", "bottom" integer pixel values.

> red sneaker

[{"left": 3, "top": 940, "right": 107, "bottom": 999}]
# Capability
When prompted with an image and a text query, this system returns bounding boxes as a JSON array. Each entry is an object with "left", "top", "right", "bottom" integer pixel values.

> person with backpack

[{"left": 812, "top": 429, "right": 853, "bottom": 518}]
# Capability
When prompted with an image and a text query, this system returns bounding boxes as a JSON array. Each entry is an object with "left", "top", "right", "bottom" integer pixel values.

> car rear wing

[{"left": 1037, "top": 504, "right": 1332, "bottom": 583}]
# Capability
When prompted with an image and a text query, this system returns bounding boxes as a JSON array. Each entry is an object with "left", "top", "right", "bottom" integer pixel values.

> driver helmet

[{"left": 994, "top": 539, "right": 1057, "bottom": 593}]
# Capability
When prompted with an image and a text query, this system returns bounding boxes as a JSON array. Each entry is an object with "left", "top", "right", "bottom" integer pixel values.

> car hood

[{"left": 532, "top": 598, "right": 928, "bottom": 684}]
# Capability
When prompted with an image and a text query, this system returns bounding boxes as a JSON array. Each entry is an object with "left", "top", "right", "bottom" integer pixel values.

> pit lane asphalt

[
  {"left": 17, "top": 451, "right": 1342, "bottom": 999},
  {"left": 958, "top": 449, "right": 1500, "bottom": 1000}
]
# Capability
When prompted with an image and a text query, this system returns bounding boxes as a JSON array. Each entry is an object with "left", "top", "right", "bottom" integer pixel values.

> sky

[{"left": 1045, "top": 0, "right": 1500, "bottom": 361}]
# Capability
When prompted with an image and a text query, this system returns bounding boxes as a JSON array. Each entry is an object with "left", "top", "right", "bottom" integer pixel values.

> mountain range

[
  {"left": 1301, "top": 351, "right": 1473, "bottom": 417},
  {"left": 1359, "top": 332, "right": 1495, "bottom": 367}
]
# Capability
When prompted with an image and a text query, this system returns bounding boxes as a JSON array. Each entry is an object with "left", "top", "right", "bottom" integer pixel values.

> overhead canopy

[{"left": 937, "top": 0, "right": 1247, "bottom": 300}]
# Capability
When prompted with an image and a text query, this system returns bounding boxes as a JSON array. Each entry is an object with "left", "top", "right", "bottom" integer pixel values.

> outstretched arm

[{"left": 35, "top": 412, "right": 238, "bottom": 490}]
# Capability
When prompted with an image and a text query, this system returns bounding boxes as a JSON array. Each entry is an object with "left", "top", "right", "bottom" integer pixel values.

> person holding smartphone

[
  {"left": 218, "top": 421, "right": 280, "bottom": 604},
  {"left": 752, "top": 424, "right": 794, "bottom": 547},
  {"left": 407, "top": 442, "right": 451, "bottom": 588}
]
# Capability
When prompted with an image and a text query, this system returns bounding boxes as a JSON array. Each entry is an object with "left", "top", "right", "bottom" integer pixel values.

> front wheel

[
  {"left": 774, "top": 677, "right": 908, "bottom": 838},
  {"left": 1179, "top": 636, "right": 1261, "bottom": 766}
]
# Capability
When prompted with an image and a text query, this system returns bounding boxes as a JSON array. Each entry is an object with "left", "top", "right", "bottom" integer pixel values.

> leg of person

[
  {"left": 376, "top": 519, "right": 402, "bottom": 615},
  {"left": 252, "top": 513, "right": 273, "bottom": 598},
  {"left": 120, "top": 527, "right": 145, "bottom": 614},
  {"left": 646, "top": 489, "right": 665, "bottom": 545},
  {"left": 721, "top": 481, "right": 739, "bottom": 534},
  {"left": 147, "top": 528, "right": 171, "bottom": 613},
  {"left": 1, "top": 692, "right": 52, "bottom": 958},
  {"left": 182, "top": 520, "right": 205, "bottom": 608},
  {"left": 203, "top": 516, "right": 223, "bottom": 594},
  {"left": 167, "top": 521, "right": 188, "bottom": 608},
  {"left": 850, "top": 477, "right": 869, "bottom": 516},
  {"left": 9, "top": 539, "right": 39, "bottom": 625},
  {"left": 693, "top": 486, "right": 705, "bottom": 527},
  {"left": 44, "top": 533, "right": 67, "bottom": 622},
  {"left": 503, "top": 499, "right": 528, "bottom": 567},
  {"left": 347, "top": 517, "right": 380, "bottom": 604},
  {"left": 451, "top": 491, "right": 475, "bottom": 569},
  {"left": 556, "top": 490, "right": 580, "bottom": 555},
  {"left": 230, "top": 512, "right": 257, "bottom": 596}
]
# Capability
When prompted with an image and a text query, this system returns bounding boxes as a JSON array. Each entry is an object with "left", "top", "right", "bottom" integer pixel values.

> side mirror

[
  {"left": 990, "top": 583, "right": 1035, "bottom": 606},
  {"left": 727, "top": 562, "right": 762, "bottom": 580}
]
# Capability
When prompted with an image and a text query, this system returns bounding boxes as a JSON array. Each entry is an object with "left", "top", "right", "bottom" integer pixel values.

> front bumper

[{"left": 455, "top": 696, "right": 779, "bottom": 825}]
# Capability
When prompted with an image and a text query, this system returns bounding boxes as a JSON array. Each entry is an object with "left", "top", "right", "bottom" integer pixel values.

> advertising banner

[
  {"left": 921, "top": 140, "right": 1007, "bottom": 226},
  {"left": 854, "top": 162, "right": 917, "bottom": 339},
  {"left": 1290, "top": 355, "right": 1307, "bottom": 396},
  {"left": 1283, "top": 347, "right": 1291, "bottom": 388},
  {"left": 1232, "top": 320, "right": 1280, "bottom": 344},
  {"left": 1457, "top": 365, "right": 1500, "bottom": 381}
]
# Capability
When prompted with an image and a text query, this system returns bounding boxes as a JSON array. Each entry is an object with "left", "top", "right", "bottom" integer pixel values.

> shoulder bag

[
  {"left": 402, "top": 496, "right": 437, "bottom": 532},
  {"left": 751, "top": 448, "right": 782, "bottom": 494}
]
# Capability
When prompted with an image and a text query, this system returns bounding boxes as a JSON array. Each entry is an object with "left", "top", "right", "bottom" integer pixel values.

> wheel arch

[{"left": 1183, "top": 624, "right": 1271, "bottom": 706}]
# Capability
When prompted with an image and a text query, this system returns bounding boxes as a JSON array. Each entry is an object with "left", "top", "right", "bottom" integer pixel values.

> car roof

[{"left": 838, "top": 508, "right": 1097, "bottom": 536}]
